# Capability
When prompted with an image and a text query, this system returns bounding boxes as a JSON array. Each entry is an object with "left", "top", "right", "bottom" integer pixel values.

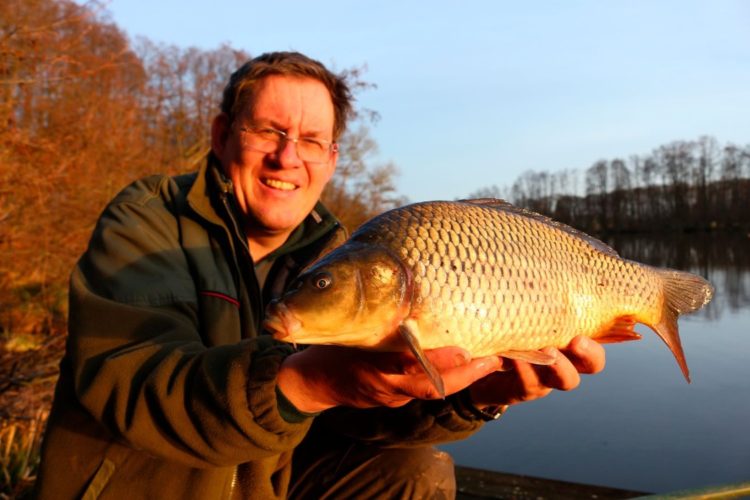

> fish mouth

[{"left": 264, "top": 301, "right": 302, "bottom": 345}]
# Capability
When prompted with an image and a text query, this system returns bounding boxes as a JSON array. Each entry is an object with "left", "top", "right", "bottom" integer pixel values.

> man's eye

[
  {"left": 256, "top": 128, "right": 281, "bottom": 140},
  {"left": 300, "top": 138, "right": 325, "bottom": 150}
]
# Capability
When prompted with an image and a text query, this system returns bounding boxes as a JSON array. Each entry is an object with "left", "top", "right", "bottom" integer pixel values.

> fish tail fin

[
  {"left": 658, "top": 268, "right": 714, "bottom": 315},
  {"left": 649, "top": 269, "right": 714, "bottom": 384}
]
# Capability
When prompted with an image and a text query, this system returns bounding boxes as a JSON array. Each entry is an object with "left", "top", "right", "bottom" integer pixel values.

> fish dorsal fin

[
  {"left": 459, "top": 198, "right": 619, "bottom": 258},
  {"left": 458, "top": 198, "right": 516, "bottom": 209}
]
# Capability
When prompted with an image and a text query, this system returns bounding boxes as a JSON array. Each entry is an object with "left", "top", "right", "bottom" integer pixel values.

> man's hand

[
  {"left": 467, "top": 335, "right": 607, "bottom": 408},
  {"left": 277, "top": 345, "right": 501, "bottom": 413}
]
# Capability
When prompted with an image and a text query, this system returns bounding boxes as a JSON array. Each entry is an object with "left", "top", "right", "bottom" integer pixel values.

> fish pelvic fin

[
  {"left": 398, "top": 319, "right": 446, "bottom": 398},
  {"left": 500, "top": 349, "right": 557, "bottom": 365},
  {"left": 650, "top": 268, "right": 714, "bottom": 384}
]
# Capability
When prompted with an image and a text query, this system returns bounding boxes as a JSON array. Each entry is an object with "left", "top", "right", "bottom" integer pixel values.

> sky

[{"left": 104, "top": 1, "right": 750, "bottom": 202}]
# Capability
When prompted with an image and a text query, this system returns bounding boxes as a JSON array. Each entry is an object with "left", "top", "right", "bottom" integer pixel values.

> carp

[{"left": 264, "top": 199, "right": 714, "bottom": 396}]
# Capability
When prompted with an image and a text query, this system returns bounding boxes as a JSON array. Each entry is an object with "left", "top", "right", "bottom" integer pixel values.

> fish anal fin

[
  {"left": 398, "top": 319, "right": 446, "bottom": 398},
  {"left": 500, "top": 349, "right": 557, "bottom": 365},
  {"left": 595, "top": 316, "right": 643, "bottom": 344}
]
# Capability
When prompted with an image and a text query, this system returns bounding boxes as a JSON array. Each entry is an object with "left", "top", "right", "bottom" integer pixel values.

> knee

[{"left": 375, "top": 446, "right": 456, "bottom": 499}]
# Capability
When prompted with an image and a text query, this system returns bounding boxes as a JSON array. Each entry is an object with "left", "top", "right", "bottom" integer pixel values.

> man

[{"left": 36, "top": 52, "right": 605, "bottom": 499}]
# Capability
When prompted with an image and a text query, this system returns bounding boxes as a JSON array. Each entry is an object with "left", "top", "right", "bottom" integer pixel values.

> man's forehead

[{"left": 245, "top": 75, "right": 334, "bottom": 126}]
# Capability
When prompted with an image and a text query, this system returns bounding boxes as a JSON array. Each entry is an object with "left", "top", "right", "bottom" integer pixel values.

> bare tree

[
  {"left": 322, "top": 125, "right": 405, "bottom": 231},
  {"left": 609, "top": 158, "right": 631, "bottom": 229},
  {"left": 586, "top": 160, "right": 609, "bottom": 231}
]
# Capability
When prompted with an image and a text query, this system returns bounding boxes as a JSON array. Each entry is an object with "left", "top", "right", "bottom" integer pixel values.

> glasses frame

[{"left": 235, "top": 123, "right": 338, "bottom": 164}]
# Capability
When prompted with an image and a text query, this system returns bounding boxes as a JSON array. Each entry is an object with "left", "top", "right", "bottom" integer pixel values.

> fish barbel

[{"left": 264, "top": 199, "right": 714, "bottom": 396}]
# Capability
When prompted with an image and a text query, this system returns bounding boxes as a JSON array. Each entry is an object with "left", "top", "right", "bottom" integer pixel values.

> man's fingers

[
  {"left": 441, "top": 356, "right": 502, "bottom": 394},
  {"left": 536, "top": 348, "right": 581, "bottom": 391},
  {"left": 562, "top": 336, "right": 606, "bottom": 374},
  {"left": 380, "top": 346, "right": 472, "bottom": 375},
  {"left": 390, "top": 354, "right": 501, "bottom": 400},
  {"left": 423, "top": 346, "right": 473, "bottom": 369},
  {"left": 511, "top": 360, "right": 553, "bottom": 402}
]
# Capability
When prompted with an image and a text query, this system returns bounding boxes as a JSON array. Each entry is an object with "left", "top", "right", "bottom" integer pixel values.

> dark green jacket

[{"left": 36, "top": 159, "right": 484, "bottom": 499}]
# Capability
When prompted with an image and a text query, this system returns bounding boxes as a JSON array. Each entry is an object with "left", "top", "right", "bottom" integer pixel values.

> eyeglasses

[{"left": 236, "top": 124, "right": 338, "bottom": 163}]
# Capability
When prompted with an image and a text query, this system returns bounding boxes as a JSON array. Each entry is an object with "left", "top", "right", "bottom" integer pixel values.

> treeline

[
  {"left": 0, "top": 0, "right": 402, "bottom": 337},
  {"left": 470, "top": 136, "right": 750, "bottom": 234}
]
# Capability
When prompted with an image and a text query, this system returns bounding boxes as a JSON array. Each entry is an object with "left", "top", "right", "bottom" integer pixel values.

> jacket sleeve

[
  {"left": 308, "top": 393, "right": 486, "bottom": 448},
  {"left": 66, "top": 178, "right": 311, "bottom": 469}
]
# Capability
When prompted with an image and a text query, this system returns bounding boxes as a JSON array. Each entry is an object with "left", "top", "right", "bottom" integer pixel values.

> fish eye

[{"left": 311, "top": 272, "right": 333, "bottom": 290}]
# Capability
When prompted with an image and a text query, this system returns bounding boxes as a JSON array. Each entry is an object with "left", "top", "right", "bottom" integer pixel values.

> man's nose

[{"left": 276, "top": 138, "right": 304, "bottom": 168}]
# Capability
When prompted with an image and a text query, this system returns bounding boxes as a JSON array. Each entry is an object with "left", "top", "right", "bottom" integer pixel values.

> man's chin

[{"left": 248, "top": 210, "right": 307, "bottom": 235}]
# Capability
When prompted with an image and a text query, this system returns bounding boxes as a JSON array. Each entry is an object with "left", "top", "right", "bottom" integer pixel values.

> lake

[{"left": 440, "top": 232, "right": 750, "bottom": 494}]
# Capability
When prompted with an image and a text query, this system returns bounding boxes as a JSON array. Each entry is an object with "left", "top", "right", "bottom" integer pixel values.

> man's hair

[{"left": 221, "top": 51, "right": 353, "bottom": 140}]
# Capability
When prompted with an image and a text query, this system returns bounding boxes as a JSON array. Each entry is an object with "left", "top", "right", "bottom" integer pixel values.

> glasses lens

[
  {"left": 297, "top": 138, "right": 329, "bottom": 163},
  {"left": 242, "top": 128, "right": 279, "bottom": 153},
  {"left": 240, "top": 126, "right": 332, "bottom": 163}
]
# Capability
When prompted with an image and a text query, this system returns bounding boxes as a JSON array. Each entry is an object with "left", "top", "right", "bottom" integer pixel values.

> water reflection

[{"left": 605, "top": 232, "right": 750, "bottom": 318}]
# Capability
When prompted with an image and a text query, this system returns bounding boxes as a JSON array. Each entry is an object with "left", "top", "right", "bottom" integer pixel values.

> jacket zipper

[
  {"left": 230, "top": 465, "right": 238, "bottom": 498},
  {"left": 218, "top": 187, "right": 264, "bottom": 333},
  {"left": 218, "top": 186, "right": 258, "bottom": 498}
]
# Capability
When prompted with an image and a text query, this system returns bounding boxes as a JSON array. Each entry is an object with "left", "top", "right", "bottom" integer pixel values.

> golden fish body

[
  {"left": 265, "top": 199, "right": 713, "bottom": 389},
  {"left": 363, "top": 200, "right": 666, "bottom": 355}
]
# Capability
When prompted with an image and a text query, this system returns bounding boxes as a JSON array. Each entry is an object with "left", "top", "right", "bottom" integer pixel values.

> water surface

[{"left": 441, "top": 233, "right": 750, "bottom": 494}]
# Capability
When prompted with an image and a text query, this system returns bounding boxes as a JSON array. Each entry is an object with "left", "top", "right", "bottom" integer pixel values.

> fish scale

[
  {"left": 359, "top": 201, "right": 650, "bottom": 355},
  {"left": 265, "top": 199, "right": 714, "bottom": 391}
]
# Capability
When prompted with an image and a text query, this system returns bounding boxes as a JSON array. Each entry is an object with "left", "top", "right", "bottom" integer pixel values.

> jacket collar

[
  {"left": 186, "top": 154, "right": 343, "bottom": 257},
  {"left": 185, "top": 153, "right": 231, "bottom": 228}
]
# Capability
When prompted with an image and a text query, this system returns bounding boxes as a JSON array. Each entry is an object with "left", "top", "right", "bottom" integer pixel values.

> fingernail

[
  {"left": 577, "top": 336, "right": 591, "bottom": 351},
  {"left": 454, "top": 350, "right": 471, "bottom": 366},
  {"left": 478, "top": 356, "right": 501, "bottom": 371}
]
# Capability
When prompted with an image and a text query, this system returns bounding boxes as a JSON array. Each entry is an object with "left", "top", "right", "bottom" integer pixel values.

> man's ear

[
  {"left": 325, "top": 147, "right": 339, "bottom": 179},
  {"left": 331, "top": 144, "right": 339, "bottom": 172},
  {"left": 211, "top": 113, "right": 231, "bottom": 158}
]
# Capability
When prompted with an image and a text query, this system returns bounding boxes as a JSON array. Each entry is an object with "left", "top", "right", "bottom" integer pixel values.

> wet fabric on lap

[{"left": 289, "top": 431, "right": 456, "bottom": 500}]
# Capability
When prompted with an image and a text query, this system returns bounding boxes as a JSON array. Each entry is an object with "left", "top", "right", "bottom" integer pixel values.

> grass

[
  {"left": 0, "top": 411, "right": 45, "bottom": 499},
  {"left": 0, "top": 331, "right": 64, "bottom": 499}
]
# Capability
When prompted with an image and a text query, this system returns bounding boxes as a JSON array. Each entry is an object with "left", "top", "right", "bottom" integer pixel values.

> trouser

[{"left": 288, "top": 430, "right": 456, "bottom": 500}]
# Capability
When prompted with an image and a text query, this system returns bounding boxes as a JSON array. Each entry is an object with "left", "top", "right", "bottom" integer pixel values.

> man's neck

[{"left": 246, "top": 229, "right": 291, "bottom": 263}]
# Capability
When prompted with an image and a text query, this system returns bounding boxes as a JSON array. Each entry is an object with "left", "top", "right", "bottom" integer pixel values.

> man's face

[{"left": 213, "top": 75, "right": 338, "bottom": 239}]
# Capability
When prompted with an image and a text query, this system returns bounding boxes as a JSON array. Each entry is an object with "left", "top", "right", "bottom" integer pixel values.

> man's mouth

[{"left": 263, "top": 178, "right": 297, "bottom": 191}]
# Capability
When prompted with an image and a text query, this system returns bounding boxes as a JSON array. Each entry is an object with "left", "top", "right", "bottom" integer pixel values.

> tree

[
  {"left": 1, "top": 0, "right": 149, "bottom": 335},
  {"left": 609, "top": 158, "right": 631, "bottom": 229},
  {"left": 694, "top": 136, "right": 718, "bottom": 228},
  {"left": 585, "top": 160, "right": 609, "bottom": 231},
  {"left": 0, "top": 0, "right": 404, "bottom": 337},
  {"left": 464, "top": 135, "right": 748, "bottom": 233},
  {"left": 322, "top": 125, "right": 406, "bottom": 231}
]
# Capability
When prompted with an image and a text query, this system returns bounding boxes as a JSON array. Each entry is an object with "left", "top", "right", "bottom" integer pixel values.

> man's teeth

[{"left": 264, "top": 178, "right": 296, "bottom": 191}]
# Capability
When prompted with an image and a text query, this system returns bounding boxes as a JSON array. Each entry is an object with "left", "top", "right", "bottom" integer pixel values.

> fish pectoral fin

[
  {"left": 500, "top": 349, "right": 557, "bottom": 365},
  {"left": 398, "top": 319, "right": 446, "bottom": 399},
  {"left": 595, "top": 316, "right": 643, "bottom": 344}
]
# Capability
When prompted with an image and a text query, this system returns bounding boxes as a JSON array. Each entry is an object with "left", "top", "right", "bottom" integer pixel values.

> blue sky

[{"left": 106, "top": 1, "right": 750, "bottom": 202}]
